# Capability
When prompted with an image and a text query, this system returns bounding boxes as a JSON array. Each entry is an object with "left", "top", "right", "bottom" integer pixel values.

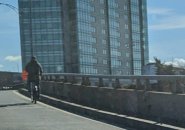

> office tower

[{"left": 19, "top": 0, "right": 149, "bottom": 75}]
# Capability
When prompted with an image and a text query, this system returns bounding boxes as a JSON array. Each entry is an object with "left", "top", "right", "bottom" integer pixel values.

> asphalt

[{"left": 0, "top": 90, "right": 128, "bottom": 130}]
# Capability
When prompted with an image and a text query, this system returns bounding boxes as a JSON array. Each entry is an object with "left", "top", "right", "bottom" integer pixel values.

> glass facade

[
  {"left": 130, "top": 0, "right": 142, "bottom": 75},
  {"left": 107, "top": 0, "right": 122, "bottom": 75},
  {"left": 141, "top": 0, "right": 149, "bottom": 66},
  {"left": 19, "top": 0, "right": 64, "bottom": 73},
  {"left": 76, "top": 0, "right": 98, "bottom": 74},
  {"left": 19, "top": 0, "right": 149, "bottom": 75},
  {"left": 129, "top": 0, "right": 149, "bottom": 75}
]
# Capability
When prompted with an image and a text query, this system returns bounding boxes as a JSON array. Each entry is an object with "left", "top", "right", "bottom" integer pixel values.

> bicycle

[{"left": 30, "top": 82, "right": 39, "bottom": 104}]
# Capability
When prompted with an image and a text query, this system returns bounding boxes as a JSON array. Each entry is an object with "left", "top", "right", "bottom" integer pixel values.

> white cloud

[
  {"left": 149, "top": 15, "right": 185, "bottom": 30},
  {"left": 164, "top": 58, "right": 185, "bottom": 68},
  {"left": 149, "top": 59, "right": 155, "bottom": 63},
  {"left": 148, "top": 7, "right": 185, "bottom": 30},
  {"left": 148, "top": 7, "right": 173, "bottom": 15},
  {"left": 5, "top": 56, "right": 21, "bottom": 62}
]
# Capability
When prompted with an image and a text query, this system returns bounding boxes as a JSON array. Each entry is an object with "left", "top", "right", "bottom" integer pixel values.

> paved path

[{"left": 0, "top": 90, "right": 129, "bottom": 130}]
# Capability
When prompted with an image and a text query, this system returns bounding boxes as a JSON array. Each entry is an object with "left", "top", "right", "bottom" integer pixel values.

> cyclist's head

[{"left": 31, "top": 56, "right": 37, "bottom": 61}]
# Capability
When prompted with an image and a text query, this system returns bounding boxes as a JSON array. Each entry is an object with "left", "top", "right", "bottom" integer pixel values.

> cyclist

[{"left": 25, "top": 56, "right": 43, "bottom": 99}]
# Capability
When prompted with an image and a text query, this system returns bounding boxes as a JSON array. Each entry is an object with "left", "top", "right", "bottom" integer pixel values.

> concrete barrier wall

[
  {"left": 40, "top": 81, "right": 185, "bottom": 127},
  {"left": 138, "top": 92, "right": 185, "bottom": 126}
]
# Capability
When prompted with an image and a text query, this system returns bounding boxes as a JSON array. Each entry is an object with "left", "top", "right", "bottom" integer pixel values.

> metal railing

[{"left": 42, "top": 73, "right": 185, "bottom": 93}]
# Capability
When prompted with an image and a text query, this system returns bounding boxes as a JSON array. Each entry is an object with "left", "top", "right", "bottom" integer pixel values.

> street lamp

[
  {"left": 1, "top": 1, "right": 34, "bottom": 57},
  {"left": 0, "top": 2, "right": 21, "bottom": 72},
  {"left": 29, "top": 0, "right": 33, "bottom": 57},
  {"left": 0, "top": 2, "right": 18, "bottom": 14}
]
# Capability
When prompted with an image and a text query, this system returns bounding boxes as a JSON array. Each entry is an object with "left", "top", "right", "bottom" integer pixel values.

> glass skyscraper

[{"left": 19, "top": 0, "right": 149, "bottom": 75}]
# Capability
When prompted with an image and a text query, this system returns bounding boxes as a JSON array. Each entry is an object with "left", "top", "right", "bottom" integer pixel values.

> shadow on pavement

[{"left": 0, "top": 103, "right": 32, "bottom": 108}]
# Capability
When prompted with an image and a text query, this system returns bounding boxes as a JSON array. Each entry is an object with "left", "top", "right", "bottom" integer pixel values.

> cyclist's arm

[{"left": 39, "top": 64, "right": 43, "bottom": 76}]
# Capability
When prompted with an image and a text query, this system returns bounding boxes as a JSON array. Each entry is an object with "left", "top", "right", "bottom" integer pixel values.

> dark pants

[{"left": 27, "top": 79, "right": 40, "bottom": 97}]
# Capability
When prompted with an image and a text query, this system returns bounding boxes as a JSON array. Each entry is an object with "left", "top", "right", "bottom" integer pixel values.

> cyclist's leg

[
  {"left": 29, "top": 81, "right": 34, "bottom": 102},
  {"left": 33, "top": 81, "right": 37, "bottom": 104},
  {"left": 35, "top": 80, "right": 40, "bottom": 99},
  {"left": 27, "top": 80, "right": 31, "bottom": 96}
]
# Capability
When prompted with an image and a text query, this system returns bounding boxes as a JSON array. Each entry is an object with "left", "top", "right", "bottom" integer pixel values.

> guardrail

[
  {"left": 0, "top": 82, "right": 24, "bottom": 90},
  {"left": 42, "top": 73, "right": 185, "bottom": 93}
]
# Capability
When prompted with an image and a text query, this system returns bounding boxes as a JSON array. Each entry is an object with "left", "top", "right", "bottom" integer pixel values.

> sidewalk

[{"left": 19, "top": 88, "right": 185, "bottom": 130}]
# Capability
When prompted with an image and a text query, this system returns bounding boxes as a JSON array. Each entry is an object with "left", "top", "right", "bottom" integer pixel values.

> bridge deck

[{"left": 0, "top": 90, "right": 129, "bottom": 130}]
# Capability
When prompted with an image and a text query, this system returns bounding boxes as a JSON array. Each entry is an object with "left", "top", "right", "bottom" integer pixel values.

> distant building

[
  {"left": 143, "top": 63, "right": 185, "bottom": 75},
  {"left": 173, "top": 67, "right": 185, "bottom": 75},
  {"left": 0, "top": 71, "right": 22, "bottom": 87},
  {"left": 143, "top": 63, "right": 157, "bottom": 75},
  {"left": 19, "top": 0, "right": 149, "bottom": 75}
]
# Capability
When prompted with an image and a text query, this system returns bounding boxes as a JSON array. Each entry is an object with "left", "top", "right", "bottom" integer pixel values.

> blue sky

[
  {"left": 0, "top": 0, "right": 185, "bottom": 72},
  {"left": 0, "top": 0, "right": 20, "bottom": 72},
  {"left": 147, "top": 0, "right": 185, "bottom": 67}
]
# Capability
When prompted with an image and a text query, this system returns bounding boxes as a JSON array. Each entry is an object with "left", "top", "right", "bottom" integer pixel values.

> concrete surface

[{"left": 0, "top": 90, "right": 129, "bottom": 130}]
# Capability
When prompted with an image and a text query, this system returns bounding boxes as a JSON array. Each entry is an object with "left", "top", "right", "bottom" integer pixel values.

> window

[
  {"left": 102, "top": 39, "right": 106, "bottom": 44},
  {"left": 80, "top": 66, "right": 98, "bottom": 74},
  {"left": 125, "top": 34, "right": 129, "bottom": 39},
  {"left": 111, "top": 59, "right": 121, "bottom": 67},
  {"left": 126, "top": 53, "right": 130, "bottom": 58},
  {"left": 103, "top": 50, "right": 107, "bottom": 54},
  {"left": 124, "top": 5, "right": 128, "bottom": 10},
  {"left": 125, "top": 24, "right": 128, "bottom": 29},
  {"left": 102, "top": 29, "right": 106, "bottom": 34},
  {"left": 111, "top": 49, "right": 121, "bottom": 56},
  {"left": 100, "top": 0, "right": 104, "bottom": 4},
  {"left": 104, "top": 70, "right": 108, "bottom": 74},
  {"left": 103, "top": 59, "right": 108, "bottom": 64},
  {"left": 126, "top": 62, "right": 129, "bottom": 67},
  {"left": 101, "top": 19, "right": 105, "bottom": 24},
  {"left": 100, "top": 9, "right": 105, "bottom": 14}
]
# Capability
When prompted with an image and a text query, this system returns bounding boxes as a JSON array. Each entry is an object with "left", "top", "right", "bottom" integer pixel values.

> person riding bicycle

[{"left": 25, "top": 56, "right": 43, "bottom": 99}]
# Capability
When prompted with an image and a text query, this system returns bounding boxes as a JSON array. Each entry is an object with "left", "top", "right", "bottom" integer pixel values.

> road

[{"left": 0, "top": 90, "right": 129, "bottom": 130}]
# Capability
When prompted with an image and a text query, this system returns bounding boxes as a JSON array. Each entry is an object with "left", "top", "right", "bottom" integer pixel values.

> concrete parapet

[{"left": 40, "top": 81, "right": 185, "bottom": 128}]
